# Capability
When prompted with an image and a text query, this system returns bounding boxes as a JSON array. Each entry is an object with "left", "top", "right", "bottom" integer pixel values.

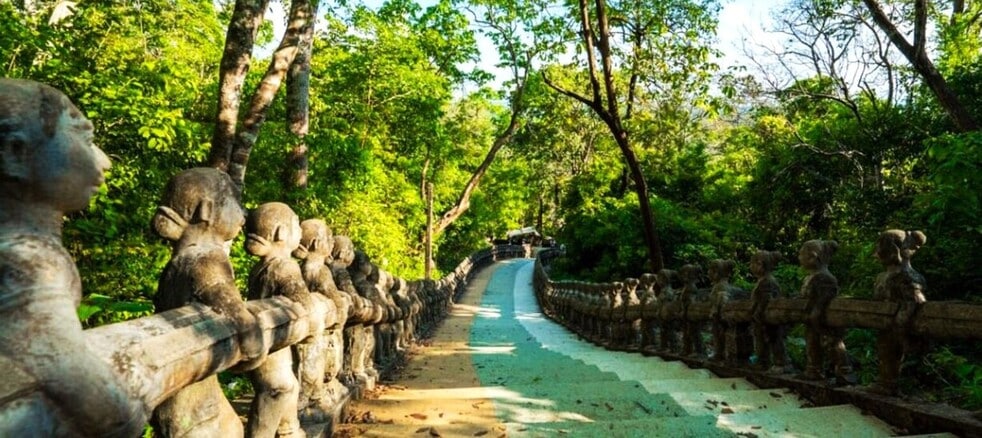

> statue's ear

[
  {"left": 194, "top": 198, "right": 214, "bottom": 226},
  {"left": 273, "top": 224, "right": 285, "bottom": 243},
  {"left": 0, "top": 135, "right": 30, "bottom": 181},
  {"left": 152, "top": 206, "right": 188, "bottom": 241}
]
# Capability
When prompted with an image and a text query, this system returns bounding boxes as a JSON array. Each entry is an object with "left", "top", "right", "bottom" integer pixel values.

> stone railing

[
  {"left": 531, "top": 244, "right": 982, "bottom": 437},
  {"left": 82, "top": 243, "right": 529, "bottom": 435}
]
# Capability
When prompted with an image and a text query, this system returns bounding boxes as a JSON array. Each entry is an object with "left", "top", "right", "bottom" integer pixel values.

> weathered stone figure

[
  {"left": 869, "top": 230, "right": 927, "bottom": 395},
  {"left": 656, "top": 269, "right": 680, "bottom": 352},
  {"left": 244, "top": 202, "right": 310, "bottom": 438},
  {"left": 332, "top": 235, "right": 374, "bottom": 390},
  {"left": 294, "top": 218, "right": 348, "bottom": 420},
  {"left": 707, "top": 259, "right": 745, "bottom": 363},
  {"left": 678, "top": 264, "right": 706, "bottom": 357},
  {"left": 0, "top": 78, "right": 146, "bottom": 437},
  {"left": 798, "top": 239, "right": 855, "bottom": 384},
  {"left": 749, "top": 250, "right": 791, "bottom": 373},
  {"left": 151, "top": 167, "right": 266, "bottom": 437}
]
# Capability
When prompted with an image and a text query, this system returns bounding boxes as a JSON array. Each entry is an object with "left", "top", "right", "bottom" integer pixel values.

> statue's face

[
  {"left": 798, "top": 244, "right": 820, "bottom": 270},
  {"left": 749, "top": 255, "right": 765, "bottom": 278},
  {"left": 35, "top": 101, "right": 111, "bottom": 212}
]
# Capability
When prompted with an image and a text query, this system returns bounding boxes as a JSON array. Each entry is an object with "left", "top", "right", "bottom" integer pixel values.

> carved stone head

[
  {"left": 874, "top": 230, "right": 926, "bottom": 267},
  {"left": 707, "top": 259, "right": 736, "bottom": 284},
  {"left": 245, "top": 202, "right": 301, "bottom": 259},
  {"left": 331, "top": 235, "right": 355, "bottom": 269},
  {"left": 295, "top": 219, "right": 334, "bottom": 262},
  {"left": 798, "top": 239, "right": 837, "bottom": 272},
  {"left": 0, "top": 78, "right": 111, "bottom": 214},
  {"left": 749, "top": 250, "right": 781, "bottom": 279},
  {"left": 152, "top": 168, "right": 244, "bottom": 245}
]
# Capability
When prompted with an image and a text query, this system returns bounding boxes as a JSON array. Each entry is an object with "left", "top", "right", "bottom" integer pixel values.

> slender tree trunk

[
  {"left": 227, "top": 0, "right": 312, "bottom": 191},
  {"left": 286, "top": 0, "right": 317, "bottom": 189},
  {"left": 862, "top": 0, "right": 978, "bottom": 132},
  {"left": 425, "top": 183, "right": 434, "bottom": 280},
  {"left": 209, "top": 0, "right": 271, "bottom": 171},
  {"left": 432, "top": 96, "right": 523, "bottom": 237},
  {"left": 541, "top": 0, "right": 665, "bottom": 271}
]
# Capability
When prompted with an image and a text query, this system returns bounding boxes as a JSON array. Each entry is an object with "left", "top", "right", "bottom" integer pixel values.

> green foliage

[{"left": 922, "top": 347, "right": 982, "bottom": 409}]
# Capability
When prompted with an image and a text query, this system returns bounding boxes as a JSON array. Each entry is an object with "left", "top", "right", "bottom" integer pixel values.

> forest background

[{"left": 1, "top": 0, "right": 980, "bottom": 409}]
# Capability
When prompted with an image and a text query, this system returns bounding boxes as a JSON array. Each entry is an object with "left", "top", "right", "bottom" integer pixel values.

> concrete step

[
  {"left": 718, "top": 404, "right": 899, "bottom": 437},
  {"left": 501, "top": 415, "right": 732, "bottom": 437},
  {"left": 668, "top": 387, "right": 807, "bottom": 416},
  {"left": 635, "top": 377, "right": 758, "bottom": 394}
]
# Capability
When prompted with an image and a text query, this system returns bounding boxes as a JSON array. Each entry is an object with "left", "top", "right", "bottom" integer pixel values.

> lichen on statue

[
  {"left": 797, "top": 239, "right": 855, "bottom": 384},
  {"left": 0, "top": 78, "right": 146, "bottom": 437},
  {"left": 295, "top": 218, "right": 349, "bottom": 419},
  {"left": 869, "top": 230, "right": 927, "bottom": 395},
  {"left": 244, "top": 202, "right": 310, "bottom": 438},
  {"left": 150, "top": 167, "right": 265, "bottom": 438},
  {"left": 749, "top": 250, "right": 791, "bottom": 373}
]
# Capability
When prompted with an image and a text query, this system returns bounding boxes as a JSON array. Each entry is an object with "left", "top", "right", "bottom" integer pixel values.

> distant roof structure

[{"left": 506, "top": 227, "right": 540, "bottom": 239}]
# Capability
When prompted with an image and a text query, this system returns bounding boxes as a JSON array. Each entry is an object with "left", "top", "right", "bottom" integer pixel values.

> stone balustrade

[
  {"left": 44, "top": 243, "right": 528, "bottom": 436},
  {"left": 531, "top": 244, "right": 982, "bottom": 436}
]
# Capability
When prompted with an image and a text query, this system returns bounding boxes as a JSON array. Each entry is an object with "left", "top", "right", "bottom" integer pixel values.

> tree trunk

[
  {"left": 286, "top": 0, "right": 317, "bottom": 189},
  {"left": 862, "top": 0, "right": 978, "bottom": 132},
  {"left": 431, "top": 93, "right": 523, "bottom": 237},
  {"left": 227, "top": 0, "right": 312, "bottom": 192},
  {"left": 542, "top": 0, "right": 665, "bottom": 271},
  {"left": 208, "top": 0, "right": 271, "bottom": 171}
]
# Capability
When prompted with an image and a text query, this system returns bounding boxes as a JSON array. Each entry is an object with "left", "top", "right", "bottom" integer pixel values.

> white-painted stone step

[
  {"left": 669, "top": 387, "right": 807, "bottom": 416},
  {"left": 635, "top": 377, "right": 758, "bottom": 394},
  {"left": 717, "top": 404, "right": 899, "bottom": 437}
]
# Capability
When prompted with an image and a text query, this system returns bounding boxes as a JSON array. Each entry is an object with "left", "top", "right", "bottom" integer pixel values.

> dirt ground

[{"left": 334, "top": 264, "right": 509, "bottom": 438}]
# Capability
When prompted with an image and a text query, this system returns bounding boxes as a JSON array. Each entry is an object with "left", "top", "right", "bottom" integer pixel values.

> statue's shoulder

[{"left": 0, "top": 234, "right": 80, "bottom": 306}]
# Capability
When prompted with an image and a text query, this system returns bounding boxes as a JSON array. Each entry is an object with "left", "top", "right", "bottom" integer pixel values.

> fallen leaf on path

[
  {"left": 604, "top": 402, "right": 614, "bottom": 411},
  {"left": 410, "top": 413, "right": 428, "bottom": 420},
  {"left": 429, "top": 427, "right": 442, "bottom": 437},
  {"left": 415, "top": 427, "right": 430, "bottom": 433},
  {"left": 769, "top": 392, "right": 783, "bottom": 398},
  {"left": 721, "top": 408, "right": 734, "bottom": 414},
  {"left": 473, "top": 431, "right": 488, "bottom": 436}
]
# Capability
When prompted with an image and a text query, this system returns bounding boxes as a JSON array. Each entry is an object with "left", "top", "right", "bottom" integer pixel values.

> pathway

[{"left": 337, "top": 259, "right": 946, "bottom": 437}]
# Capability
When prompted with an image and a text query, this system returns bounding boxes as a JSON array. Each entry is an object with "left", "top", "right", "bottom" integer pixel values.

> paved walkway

[{"left": 337, "top": 259, "right": 934, "bottom": 437}]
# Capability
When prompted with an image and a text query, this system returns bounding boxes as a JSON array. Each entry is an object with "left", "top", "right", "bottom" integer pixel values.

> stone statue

[
  {"left": 656, "top": 269, "right": 679, "bottom": 353},
  {"left": 332, "top": 235, "right": 374, "bottom": 391},
  {"left": 244, "top": 202, "right": 310, "bottom": 438},
  {"left": 797, "top": 239, "right": 855, "bottom": 384},
  {"left": 0, "top": 78, "right": 145, "bottom": 437},
  {"left": 749, "top": 250, "right": 791, "bottom": 373},
  {"left": 151, "top": 167, "right": 266, "bottom": 437},
  {"left": 678, "top": 264, "right": 706, "bottom": 357},
  {"left": 707, "top": 259, "right": 748, "bottom": 364},
  {"left": 294, "top": 218, "right": 348, "bottom": 420},
  {"left": 638, "top": 273, "right": 659, "bottom": 352},
  {"left": 869, "top": 230, "right": 927, "bottom": 395}
]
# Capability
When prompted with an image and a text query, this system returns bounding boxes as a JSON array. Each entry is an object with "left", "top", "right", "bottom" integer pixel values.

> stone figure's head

[
  {"left": 639, "top": 273, "right": 657, "bottom": 291},
  {"left": 679, "top": 264, "right": 702, "bottom": 285},
  {"left": 707, "top": 259, "right": 736, "bottom": 282},
  {"left": 331, "top": 235, "right": 355, "bottom": 268},
  {"left": 1, "top": 78, "right": 111, "bottom": 213},
  {"left": 152, "top": 167, "right": 244, "bottom": 244},
  {"left": 749, "top": 250, "right": 781, "bottom": 278},
  {"left": 798, "top": 239, "right": 837, "bottom": 271},
  {"left": 874, "top": 230, "right": 926, "bottom": 267},
  {"left": 656, "top": 269, "right": 677, "bottom": 292},
  {"left": 295, "top": 218, "right": 334, "bottom": 261},
  {"left": 245, "top": 202, "right": 301, "bottom": 258}
]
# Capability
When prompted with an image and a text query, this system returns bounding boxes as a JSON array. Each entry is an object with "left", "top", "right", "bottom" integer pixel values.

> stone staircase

[{"left": 340, "top": 260, "right": 957, "bottom": 437}]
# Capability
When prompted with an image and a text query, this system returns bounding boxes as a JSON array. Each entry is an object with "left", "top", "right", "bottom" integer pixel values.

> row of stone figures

[
  {"left": 0, "top": 79, "right": 526, "bottom": 437},
  {"left": 535, "top": 234, "right": 928, "bottom": 397},
  {"left": 151, "top": 167, "right": 466, "bottom": 437}
]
